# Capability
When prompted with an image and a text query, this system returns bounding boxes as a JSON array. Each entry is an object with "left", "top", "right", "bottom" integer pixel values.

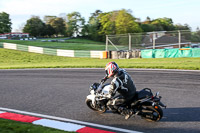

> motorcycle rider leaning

[{"left": 99, "top": 62, "right": 136, "bottom": 119}]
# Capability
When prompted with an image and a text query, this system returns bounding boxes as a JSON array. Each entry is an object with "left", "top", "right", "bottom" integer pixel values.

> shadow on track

[{"left": 162, "top": 107, "right": 200, "bottom": 122}]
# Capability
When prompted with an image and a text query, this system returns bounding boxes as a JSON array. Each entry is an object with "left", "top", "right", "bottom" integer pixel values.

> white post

[
  {"left": 178, "top": 30, "right": 181, "bottom": 48},
  {"left": 128, "top": 33, "right": 131, "bottom": 51},
  {"left": 153, "top": 33, "right": 156, "bottom": 49},
  {"left": 106, "top": 35, "right": 108, "bottom": 51}
]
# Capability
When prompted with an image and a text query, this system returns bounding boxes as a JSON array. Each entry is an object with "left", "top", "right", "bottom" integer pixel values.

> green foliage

[
  {"left": 96, "top": 9, "right": 142, "bottom": 41},
  {"left": 0, "top": 12, "right": 12, "bottom": 33},
  {"left": 45, "top": 24, "right": 56, "bottom": 37},
  {"left": 151, "top": 17, "right": 175, "bottom": 31},
  {"left": 49, "top": 17, "right": 66, "bottom": 36},
  {"left": 191, "top": 29, "right": 200, "bottom": 42},
  {"left": 87, "top": 10, "right": 103, "bottom": 41},
  {"left": 174, "top": 24, "right": 191, "bottom": 30},
  {"left": 140, "top": 17, "right": 188, "bottom": 32},
  {"left": 23, "top": 16, "right": 46, "bottom": 37},
  {"left": 17, "top": 9, "right": 197, "bottom": 42},
  {"left": 66, "top": 12, "right": 85, "bottom": 37},
  {"left": 140, "top": 24, "right": 156, "bottom": 32},
  {"left": 23, "top": 16, "right": 67, "bottom": 37},
  {"left": 43, "top": 15, "right": 57, "bottom": 24},
  {"left": 115, "top": 9, "right": 142, "bottom": 34}
]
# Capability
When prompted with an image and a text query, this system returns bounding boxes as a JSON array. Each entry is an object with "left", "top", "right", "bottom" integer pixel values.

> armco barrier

[
  {"left": 3, "top": 43, "right": 17, "bottom": 50},
  {"left": 141, "top": 48, "right": 200, "bottom": 58},
  {"left": 28, "top": 46, "right": 43, "bottom": 54},
  {"left": 0, "top": 42, "right": 107, "bottom": 59},
  {"left": 57, "top": 49, "right": 74, "bottom": 57},
  {"left": 17, "top": 44, "right": 28, "bottom": 52},
  {"left": 43, "top": 48, "right": 57, "bottom": 56},
  {"left": 0, "top": 42, "right": 3, "bottom": 48},
  {"left": 74, "top": 50, "right": 90, "bottom": 57}
]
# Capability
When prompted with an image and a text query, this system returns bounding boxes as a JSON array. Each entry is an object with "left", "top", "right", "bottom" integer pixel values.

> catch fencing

[
  {"left": 0, "top": 42, "right": 107, "bottom": 59},
  {"left": 106, "top": 30, "right": 194, "bottom": 51}
]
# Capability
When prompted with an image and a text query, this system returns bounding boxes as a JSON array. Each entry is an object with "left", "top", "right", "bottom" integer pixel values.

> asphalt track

[{"left": 0, "top": 68, "right": 200, "bottom": 133}]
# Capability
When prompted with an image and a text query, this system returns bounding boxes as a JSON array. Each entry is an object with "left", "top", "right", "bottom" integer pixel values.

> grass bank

[
  {"left": 0, "top": 39, "right": 128, "bottom": 50},
  {"left": 0, "top": 48, "right": 199, "bottom": 70},
  {"left": 0, "top": 118, "right": 73, "bottom": 133},
  {"left": 0, "top": 39, "right": 106, "bottom": 50}
]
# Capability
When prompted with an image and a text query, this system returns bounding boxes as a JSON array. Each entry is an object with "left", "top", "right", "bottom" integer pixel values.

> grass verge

[
  {"left": 0, "top": 39, "right": 127, "bottom": 50},
  {"left": 0, "top": 48, "right": 199, "bottom": 70},
  {"left": 0, "top": 118, "right": 74, "bottom": 133}
]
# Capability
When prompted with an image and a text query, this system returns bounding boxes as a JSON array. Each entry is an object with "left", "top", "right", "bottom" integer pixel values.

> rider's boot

[{"left": 118, "top": 107, "right": 134, "bottom": 120}]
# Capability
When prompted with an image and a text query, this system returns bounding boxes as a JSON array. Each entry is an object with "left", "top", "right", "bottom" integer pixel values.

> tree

[
  {"left": 43, "top": 16, "right": 57, "bottom": 24},
  {"left": 66, "top": 12, "right": 85, "bottom": 37},
  {"left": 87, "top": 10, "right": 102, "bottom": 40},
  {"left": 115, "top": 9, "right": 142, "bottom": 34},
  {"left": 140, "top": 24, "right": 156, "bottom": 32},
  {"left": 43, "top": 24, "right": 55, "bottom": 37},
  {"left": 98, "top": 9, "right": 142, "bottom": 36},
  {"left": 0, "top": 12, "right": 12, "bottom": 33},
  {"left": 98, "top": 12, "right": 115, "bottom": 35},
  {"left": 151, "top": 17, "right": 175, "bottom": 31},
  {"left": 174, "top": 24, "right": 191, "bottom": 31},
  {"left": 49, "top": 17, "right": 66, "bottom": 36},
  {"left": 191, "top": 28, "right": 200, "bottom": 42},
  {"left": 23, "top": 16, "right": 46, "bottom": 37}
]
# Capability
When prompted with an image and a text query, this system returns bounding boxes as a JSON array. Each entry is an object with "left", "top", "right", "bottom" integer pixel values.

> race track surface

[{"left": 0, "top": 68, "right": 200, "bottom": 133}]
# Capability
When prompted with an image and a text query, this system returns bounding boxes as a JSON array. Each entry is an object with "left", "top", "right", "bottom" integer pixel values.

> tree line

[{"left": 1, "top": 10, "right": 200, "bottom": 42}]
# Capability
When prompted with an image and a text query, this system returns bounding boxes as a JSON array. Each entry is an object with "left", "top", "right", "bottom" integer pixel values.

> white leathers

[{"left": 111, "top": 69, "right": 129, "bottom": 94}]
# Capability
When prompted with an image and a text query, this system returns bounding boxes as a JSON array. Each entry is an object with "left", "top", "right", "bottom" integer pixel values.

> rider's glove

[
  {"left": 101, "top": 76, "right": 108, "bottom": 83},
  {"left": 100, "top": 78, "right": 105, "bottom": 83}
]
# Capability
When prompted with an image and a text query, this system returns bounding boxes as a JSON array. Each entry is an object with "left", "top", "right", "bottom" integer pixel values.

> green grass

[
  {"left": 0, "top": 39, "right": 106, "bottom": 50},
  {"left": 0, "top": 118, "right": 74, "bottom": 133},
  {"left": 0, "top": 39, "right": 127, "bottom": 51},
  {"left": 0, "top": 48, "right": 199, "bottom": 70}
]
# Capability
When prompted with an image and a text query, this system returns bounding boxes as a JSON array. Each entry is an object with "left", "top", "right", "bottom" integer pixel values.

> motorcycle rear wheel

[
  {"left": 85, "top": 98, "right": 106, "bottom": 113},
  {"left": 141, "top": 105, "right": 163, "bottom": 122}
]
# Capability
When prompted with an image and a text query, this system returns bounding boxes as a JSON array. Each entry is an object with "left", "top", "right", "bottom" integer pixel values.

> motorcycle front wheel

[
  {"left": 85, "top": 98, "right": 106, "bottom": 113},
  {"left": 141, "top": 105, "right": 163, "bottom": 121}
]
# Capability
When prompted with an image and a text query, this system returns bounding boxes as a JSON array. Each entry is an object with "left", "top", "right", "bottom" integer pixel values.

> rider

[{"left": 100, "top": 62, "right": 136, "bottom": 119}]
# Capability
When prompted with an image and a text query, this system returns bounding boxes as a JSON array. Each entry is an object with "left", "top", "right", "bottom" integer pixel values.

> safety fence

[
  {"left": 106, "top": 30, "right": 193, "bottom": 51},
  {"left": 0, "top": 42, "right": 107, "bottom": 59},
  {"left": 141, "top": 48, "right": 200, "bottom": 58}
]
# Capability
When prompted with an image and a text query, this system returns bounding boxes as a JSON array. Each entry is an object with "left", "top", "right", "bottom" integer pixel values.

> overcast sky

[{"left": 0, "top": 0, "right": 199, "bottom": 32}]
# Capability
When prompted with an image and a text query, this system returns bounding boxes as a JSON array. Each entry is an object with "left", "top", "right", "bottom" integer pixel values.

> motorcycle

[{"left": 85, "top": 82, "right": 166, "bottom": 121}]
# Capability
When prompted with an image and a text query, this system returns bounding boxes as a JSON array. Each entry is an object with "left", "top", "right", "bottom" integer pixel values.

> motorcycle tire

[
  {"left": 141, "top": 105, "right": 163, "bottom": 122},
  {"left": 85, "top": 98, "right": 106, "bottom": 113}
]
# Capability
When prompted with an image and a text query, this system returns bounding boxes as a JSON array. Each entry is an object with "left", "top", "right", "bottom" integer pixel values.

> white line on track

[{"left": 0, "top": 107, "right": 142, "bottom": 133}]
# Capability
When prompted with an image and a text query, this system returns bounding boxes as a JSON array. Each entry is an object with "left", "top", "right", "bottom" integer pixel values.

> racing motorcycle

[{"left": 85, "top": 82, "right": 166, "bottom": 121}]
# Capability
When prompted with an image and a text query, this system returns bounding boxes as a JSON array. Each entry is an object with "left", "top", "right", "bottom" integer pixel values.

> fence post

[
  {"left": 128, "top": 33, "right": 131, "bottom": 51},
  {"left": 153, "top": 32, "right": 156, "bottom": 49},
  {"left": 106, "top": 35, "right": 108, "bottom": 51},
  {"left": 178, "top": 30, "right": 181, "bottom": 48}
]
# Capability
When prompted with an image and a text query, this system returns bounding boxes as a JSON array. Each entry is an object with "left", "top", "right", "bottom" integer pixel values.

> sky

[{"left": 0, "top": 0, "right": 199, "bottom": 32}]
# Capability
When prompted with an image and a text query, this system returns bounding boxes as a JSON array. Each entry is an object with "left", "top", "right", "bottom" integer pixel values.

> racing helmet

[{"left": 105, "top": 62, "right": 119, "bottom": 78}]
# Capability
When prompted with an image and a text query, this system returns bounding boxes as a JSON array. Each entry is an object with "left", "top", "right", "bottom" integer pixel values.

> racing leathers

[{"left": 103, "top": 69, "right": 136, "bottom": 111}]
